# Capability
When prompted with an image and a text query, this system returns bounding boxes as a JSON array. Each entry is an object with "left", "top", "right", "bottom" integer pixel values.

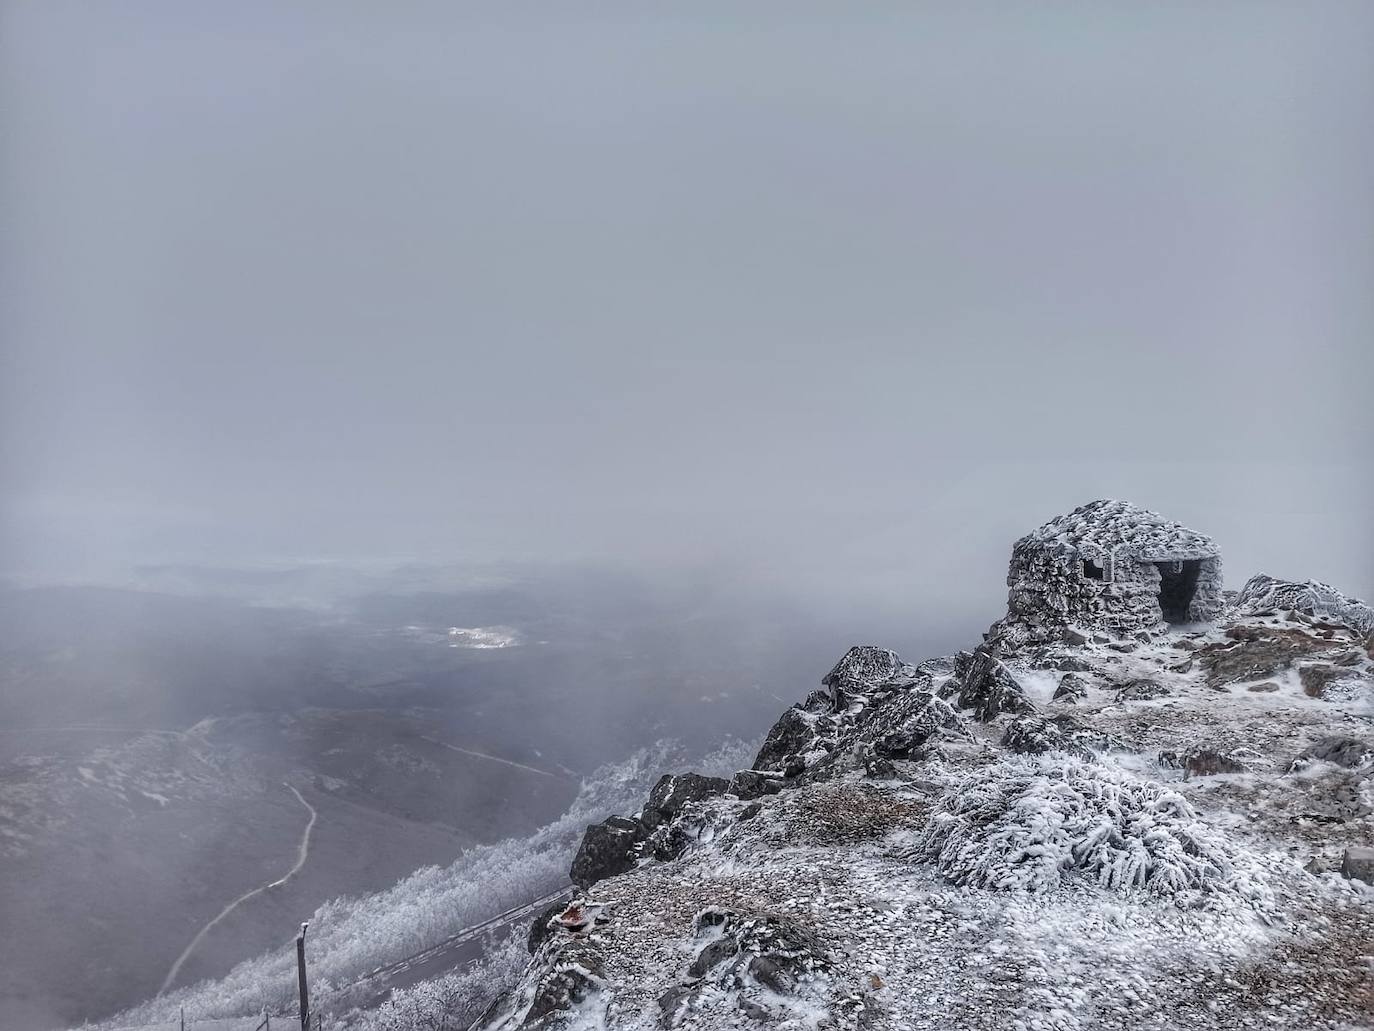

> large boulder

[
  {"left": 858, "top": 690, "right": 969, "bottom": 761},
  {"left": 570, "top": 815, "right": 648, "bottom": 889},
  {"left": 821, "top": 645, "right": 913, "bottom": 707},
  {"left": 1341, "top": 846, "right": 1374, "bottom": 885}
]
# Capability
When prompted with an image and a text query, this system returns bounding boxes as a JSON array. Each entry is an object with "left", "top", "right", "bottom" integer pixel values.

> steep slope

[{"left": 481, "top": 577, "right": 1374, "bottom": 1030}]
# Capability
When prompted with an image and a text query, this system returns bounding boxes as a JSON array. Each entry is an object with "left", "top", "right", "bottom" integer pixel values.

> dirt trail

[{"left": 157, "top": 783, "right": 317, "bottom": 996}]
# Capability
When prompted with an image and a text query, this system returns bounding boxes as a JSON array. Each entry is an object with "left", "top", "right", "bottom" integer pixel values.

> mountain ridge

[{"left": 480, "top": 571, "right": 1374, "bottom": 1030}]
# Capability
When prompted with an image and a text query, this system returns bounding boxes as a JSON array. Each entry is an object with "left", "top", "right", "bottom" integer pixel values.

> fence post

[
  {"left": 296, "top": 922, "right": 311, "bottom": 1031},
  {"left": 180, "top": 1007, "right": 185, "bottom": 1031}
]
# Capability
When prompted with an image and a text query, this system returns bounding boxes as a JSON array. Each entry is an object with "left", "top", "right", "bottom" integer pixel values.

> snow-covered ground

[{"left": 481, "top": 606, "right": 1374, "bottom": 1030}]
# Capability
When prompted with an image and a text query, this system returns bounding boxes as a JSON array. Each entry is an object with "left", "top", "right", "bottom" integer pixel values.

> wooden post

[
  {"left": 179, "top": 1007, "right": 184, "bottom": 1031},
  {"left": 295, "top": 922, "right": 311, "bottom": 1031}
]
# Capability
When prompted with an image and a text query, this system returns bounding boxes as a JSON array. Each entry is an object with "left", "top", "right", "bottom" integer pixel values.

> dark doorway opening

[{"left": 1155, "top": 560, "right": 1202, "bottom": 623}]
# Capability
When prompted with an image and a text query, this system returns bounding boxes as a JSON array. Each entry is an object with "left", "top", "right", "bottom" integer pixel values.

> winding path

[{"left": 157, "top": 783, "right": 318, "bottom": 996}]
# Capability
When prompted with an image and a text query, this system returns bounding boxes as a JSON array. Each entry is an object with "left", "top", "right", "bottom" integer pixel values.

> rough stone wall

[
  {"left": 1186, "top": 557, "right": 1226, "bottom": 623},
  {"left": 1000, "top": 539, "right": 1224, "bottom": 641}
]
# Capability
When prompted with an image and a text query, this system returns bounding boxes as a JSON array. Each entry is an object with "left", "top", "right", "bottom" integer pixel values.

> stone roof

[{"left": 1021, "top": 499, "right": 1220, "bottom": 562}]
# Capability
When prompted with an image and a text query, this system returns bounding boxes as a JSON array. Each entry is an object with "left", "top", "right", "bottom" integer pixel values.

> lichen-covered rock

[
  {"left": 1234, "top": 574, "right": 1374, "bottom": 635},
  {"left": 570, "top": 815, "right": 648, "bottom": 889}
]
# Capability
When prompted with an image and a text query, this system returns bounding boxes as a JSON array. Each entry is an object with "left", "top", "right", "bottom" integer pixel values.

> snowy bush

[
  {"left": 908, "top": 756, "right": 1273, "bottom": 909},
  {"left": 340, "top": 929, "right": 528, "bottom": 1031}
]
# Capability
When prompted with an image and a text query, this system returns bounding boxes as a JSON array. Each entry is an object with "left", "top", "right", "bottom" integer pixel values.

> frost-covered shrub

[
  {"left": 909, "top": 756, "right": 1273, "bottom": 909},
  {"left": 342, "top": 929, "right": 528, "bottom": 1031}
]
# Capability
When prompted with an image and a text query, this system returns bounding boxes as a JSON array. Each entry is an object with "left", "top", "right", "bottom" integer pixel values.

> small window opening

[{"left": 1082, "top": 559, "right": 1104, "bottom": 581}]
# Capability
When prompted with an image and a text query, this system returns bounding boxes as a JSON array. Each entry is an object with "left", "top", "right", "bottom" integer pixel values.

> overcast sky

[{"left": 3, "top": 2, "right": 1371, "bottom": 606}]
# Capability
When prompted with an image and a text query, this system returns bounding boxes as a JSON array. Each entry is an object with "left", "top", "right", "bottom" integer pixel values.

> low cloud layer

[{"left": 3, "top": 3, "right": 1371, "bottom": 601}]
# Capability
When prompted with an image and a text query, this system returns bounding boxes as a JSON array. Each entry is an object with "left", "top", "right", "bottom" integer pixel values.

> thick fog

[
  {"left": 3, "top": 7, "right": 1374, "bottom": 1029},
  {"left": 3, "top": 2, "right": 1372, "bottom": 604}
]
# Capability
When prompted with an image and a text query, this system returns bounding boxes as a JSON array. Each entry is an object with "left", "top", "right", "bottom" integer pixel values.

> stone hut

[{"left": 1000, "top": 499, "right": 1224, "bottom": 640}]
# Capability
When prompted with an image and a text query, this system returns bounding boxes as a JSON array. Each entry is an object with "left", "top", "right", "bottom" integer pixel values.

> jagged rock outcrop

[
  {"left": 1234, "top": 574, "right": 1374, "bottom": 635},
  {"left": 496, "top": 548, "right": 1374, "bottom": 1031},
  {"left": 569, "top": 815, "right": 648, "bottom": 889},
  {"left": 641, "top": 773, "right": 731, "bottom": 829},
  {"left": 750, "top": 646, "right": 970, "bottom": 780}
]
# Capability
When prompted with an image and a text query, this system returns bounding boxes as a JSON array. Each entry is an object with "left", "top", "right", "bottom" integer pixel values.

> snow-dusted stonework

[{"left": 998, "top": 499, "right": 1225, "bottom": 643}]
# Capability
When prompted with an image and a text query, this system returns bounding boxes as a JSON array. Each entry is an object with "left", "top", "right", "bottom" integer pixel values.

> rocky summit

[{"left": 474, "top": 538, "right": 1374, "bottom": 1030}]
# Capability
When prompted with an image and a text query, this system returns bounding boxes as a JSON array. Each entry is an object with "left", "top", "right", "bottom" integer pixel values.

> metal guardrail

[{"left": 346, "top": 883, "right": 574, "bottom": 988}]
